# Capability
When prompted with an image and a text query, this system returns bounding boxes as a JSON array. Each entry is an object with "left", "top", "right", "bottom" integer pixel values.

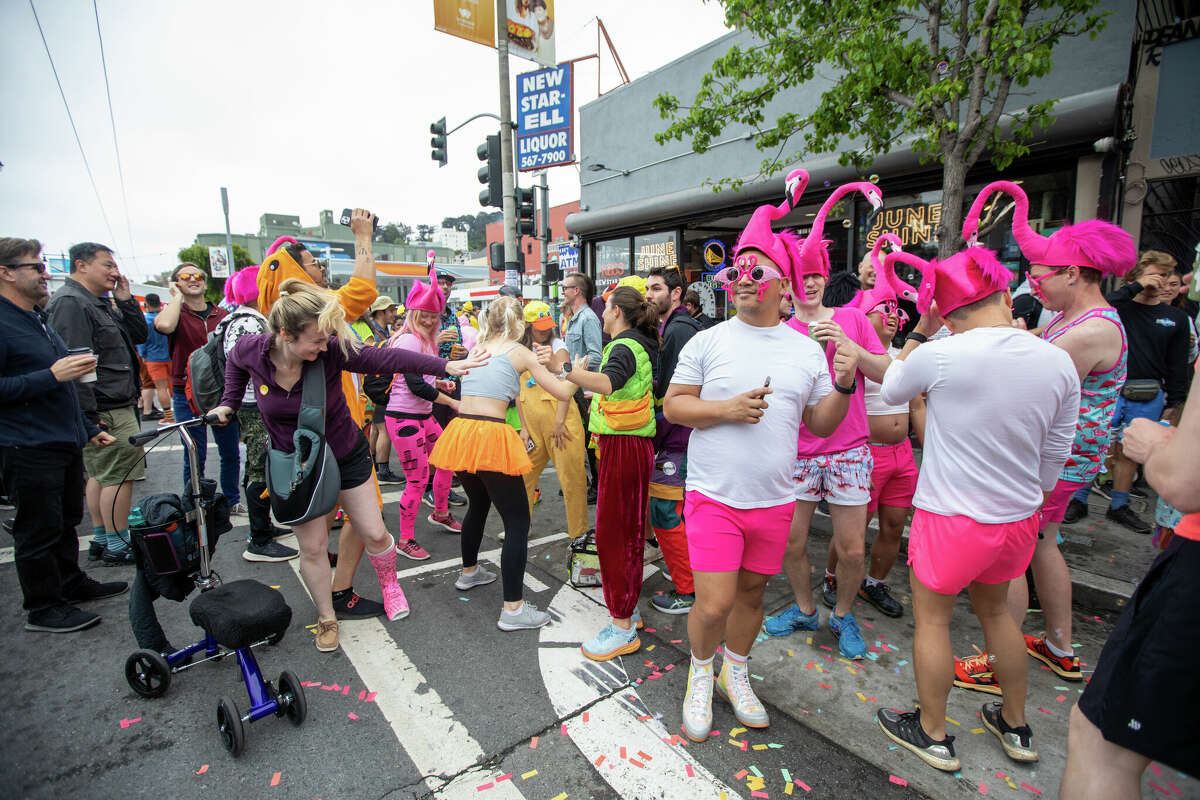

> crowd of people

[{"left": 2, "top": 173, "right": 1197, "bottom": 794}]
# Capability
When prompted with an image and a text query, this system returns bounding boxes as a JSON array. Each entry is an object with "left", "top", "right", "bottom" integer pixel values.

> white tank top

[{"left": 864, "top": 347, "right": 909, "bottom": 416}]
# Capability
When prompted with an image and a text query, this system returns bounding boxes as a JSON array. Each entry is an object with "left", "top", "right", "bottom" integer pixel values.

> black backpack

[{"left": 185, "top": 310, "right": 257, "bottom": 415}]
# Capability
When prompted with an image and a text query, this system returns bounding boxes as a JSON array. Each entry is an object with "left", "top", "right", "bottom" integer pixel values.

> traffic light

[
  {"left": 477, "top": 134, "right": 502, "bottom": 208},
  {"left": 516, "top": 187, "right": 536, "bottom": 236},
  {"left": 430, "top": 117, "right": 447, "bottom": 167},
  {"left": 489, "top": 242, "right": 504, "bottom": 271}
]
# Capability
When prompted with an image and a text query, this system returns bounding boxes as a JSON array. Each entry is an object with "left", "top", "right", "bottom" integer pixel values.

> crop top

[
  {"left": 864, "top": 346, "right": 909, "bottom": 416},
  {"left": 460, "top": 345, "right": 520, "bottom": 402}
]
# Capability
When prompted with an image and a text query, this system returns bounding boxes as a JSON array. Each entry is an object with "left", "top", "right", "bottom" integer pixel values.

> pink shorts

[
  {"left": 684, "top": 491, "right": 795, "bottom": 575},
  {"left": 907, "top": 508, "right": 1038, "bottom": 595},
  {"left": 1040, "top": 478, "right": 1089, "bottom": 526},
  {"left": 867, "top": 439, "right": 918, "bottom": 513}
]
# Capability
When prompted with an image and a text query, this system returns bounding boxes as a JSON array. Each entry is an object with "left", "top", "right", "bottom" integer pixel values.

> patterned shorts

[
  {"left": 238, "top": 406, "right": 268, "bottom": 486},
  {"left": 793, "top": 443, "right": 873, "bottom": 506}
]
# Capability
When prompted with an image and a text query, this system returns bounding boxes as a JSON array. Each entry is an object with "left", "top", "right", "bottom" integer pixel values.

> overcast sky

[{"left": 1, "top": 1, "right": 731, "bottom": 280}]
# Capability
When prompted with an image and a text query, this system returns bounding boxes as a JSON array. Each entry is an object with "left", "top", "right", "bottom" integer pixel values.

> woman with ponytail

[
  {"left": 210, "top": 279, "right": 486, "bottom": 653},
  {"left": 429, "top": 296, "right": 575, "bottom": 633},
  {"left": 557, "top": 285, "right": 660, "bottom": 661}
]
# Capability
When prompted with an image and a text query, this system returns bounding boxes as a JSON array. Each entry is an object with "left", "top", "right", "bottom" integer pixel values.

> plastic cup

[{"left": 67, "top": 346, "right": 97, "bottom": 383}]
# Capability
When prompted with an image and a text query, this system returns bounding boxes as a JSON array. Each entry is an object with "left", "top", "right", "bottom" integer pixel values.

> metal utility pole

[
  {"left": 538, "top": 171, "right": 550, "bottom": 300},
  {"left": 495, "top": 0, "right": 519, "bottom": 288},
  {"left": 219, "top": 187, "right": 234, "bottom": 278}
]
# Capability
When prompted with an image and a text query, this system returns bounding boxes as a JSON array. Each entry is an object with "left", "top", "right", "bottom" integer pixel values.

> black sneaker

[
  {"left": 65, "top": 577, "right": 129, "bottom": 602},
  {"left": 376, "top": 467, "right": 404, "bottom": 484},
  {"left": 243, "top": 540, "right": 299, "bottom": 562},
  {"left": 270, "top": 525, "right": 292, "bottom": 539},
  {"left": 25, "top": 605, "right": 101, "bottom": 633},
  {"left": 876, "top": 708, "right": 959, "bottom": 771},
  {"left": 421, "top": 490, "right": 436, "bottom": 509},
  {"left": 142, "top": 409, "right": 164, "bottom": 421},
  {"left": 981, "top": 701, "right": 1039, "bottom": 762},
  {"left": 1106, "top": 504, "right": 1152, "bottom": 534},
  {"left": 858, "top": 581, "right": 903, "bottom": 618},
  {"left": 1091, "top": 479, "right": 1112, "bottom": 502},
  {"left": 87, "top": 541, "right": 106, "bottom": 561},
  {"left": 331, "top": 588, "right": 385, "bottom": 619},
  {"left": 1062, "top": 498, "right": 1088, "bottom": 524},
  {"left": 102, "top": 548, "right": 136, "bottom": 566},
  {"left": 820, "top": 574, "right": 838, "bottom": 610},
  {"left": 650, "top": 591, "right": 695, "bottom": 615},
  {"left": 447, "top": 489, "right": 467, "bottom": 507}
]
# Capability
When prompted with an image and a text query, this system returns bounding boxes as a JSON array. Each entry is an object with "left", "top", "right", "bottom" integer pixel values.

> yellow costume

[{"left": 518, "top": 375, "right": 589, "bottom": 538}]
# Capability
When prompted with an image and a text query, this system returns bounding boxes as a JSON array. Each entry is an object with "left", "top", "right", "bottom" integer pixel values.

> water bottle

[{"left": 128, "top": 506, "right": 146, "bottom": 531}]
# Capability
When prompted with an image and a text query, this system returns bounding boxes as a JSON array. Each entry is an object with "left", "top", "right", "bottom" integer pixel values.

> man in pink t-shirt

[{"left": 763, "top": 263, "right": 891, "bottom": 659}]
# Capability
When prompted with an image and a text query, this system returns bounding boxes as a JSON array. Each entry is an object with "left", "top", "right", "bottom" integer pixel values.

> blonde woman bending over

[
  {"left": 212, "top": 280, "right": 486, "bottom": 652},
  {"left": 429, "top": 296, "right": 575, "bottom": 632}
]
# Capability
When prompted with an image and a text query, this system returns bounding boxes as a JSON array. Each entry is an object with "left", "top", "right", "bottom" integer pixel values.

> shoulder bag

[{"left": 265, "top": 363, "right": 340, "bottom": 525}]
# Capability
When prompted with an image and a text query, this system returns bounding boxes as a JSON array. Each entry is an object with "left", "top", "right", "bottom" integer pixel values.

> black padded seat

[{"left": 189, "top": 580, "right": 292, "bottom": 650}]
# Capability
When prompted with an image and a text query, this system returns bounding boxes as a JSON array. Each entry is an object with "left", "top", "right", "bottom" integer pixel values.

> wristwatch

[
  {"left": 906, "top": 332, "right": 929, "bottom": 344},
  {"left": 833, "top": 380, "right": 856, "bottom": 395},
  {"left": 562, "top": 361, "right": 573, "bottom": 374}
]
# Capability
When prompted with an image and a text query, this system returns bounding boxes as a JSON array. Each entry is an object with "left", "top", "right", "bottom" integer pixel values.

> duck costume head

[{"left": 256, "top": 235, "right": 316, "bottom": 314}]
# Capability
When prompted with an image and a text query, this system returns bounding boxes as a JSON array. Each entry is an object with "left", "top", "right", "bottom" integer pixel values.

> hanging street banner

[
  {"left": 516, "top": 62, "right": 573, "bottom": 172},
  {"left": 506, "top": 0, "right": 556, "bottom": 67},
  {"left": 432, "top": 0, "right": 494, "bottom": 49},
  {"left": 207, "top": 246, "right": 231, "bottom": 278}
]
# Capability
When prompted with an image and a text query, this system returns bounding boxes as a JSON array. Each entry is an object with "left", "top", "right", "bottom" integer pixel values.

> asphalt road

[{"left": 0, "top": 426, "right": 925, "bottom": 800}]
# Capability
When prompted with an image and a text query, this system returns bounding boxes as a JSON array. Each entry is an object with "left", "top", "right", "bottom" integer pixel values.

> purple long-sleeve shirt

[{"left": 222, "top": 334, "right": 447, "bottom": 458}]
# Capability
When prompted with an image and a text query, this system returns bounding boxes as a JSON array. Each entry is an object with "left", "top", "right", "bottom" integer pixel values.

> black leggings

[{"left": 457, "top": 470, "right": 530, "bottom": 602}]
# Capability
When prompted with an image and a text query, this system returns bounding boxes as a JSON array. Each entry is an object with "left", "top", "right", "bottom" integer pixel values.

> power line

[
  {"left": 29, "top": 0, "right": 119, "bottom": 251},
  {"left": 93, "top": 0, "right": 136, "bottom": 267}
]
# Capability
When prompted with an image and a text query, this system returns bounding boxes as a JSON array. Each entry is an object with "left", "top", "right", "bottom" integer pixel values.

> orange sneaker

[
  {"left": 1025, "top": 634, "right": 1081, "bottom": 681},
  {"left": 953, "top": 651, "right": 1002, "bottom": 695}
]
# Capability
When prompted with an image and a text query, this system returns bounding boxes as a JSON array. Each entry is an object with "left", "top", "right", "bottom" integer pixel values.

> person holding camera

[
  {"left": 47, "top": 242, "right": 149, "bottom": 566},
  {"left": 2, "top": 237, "right": 129, "bottom": 633}
]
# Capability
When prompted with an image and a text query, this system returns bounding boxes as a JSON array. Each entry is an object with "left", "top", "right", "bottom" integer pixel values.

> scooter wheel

[
  {"left": 278, "top": 670, "right": 307, "bottom": 726},
  {"left": 125, "top": 649, "right": 171, "bottom": 698},
  {"left": 216, "top": 696, "right": 245, "bottom": 757}
]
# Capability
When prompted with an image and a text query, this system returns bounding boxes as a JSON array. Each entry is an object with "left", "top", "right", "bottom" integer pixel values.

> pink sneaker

[
  {"left": 398, "top": 538, "right": 430, "bottom": 561},
  {"left": 381, "top": 582, "right": 410, "bottom": 621},
  {"left": 428, "top": 511, "right": 462, "bottom": 534}
]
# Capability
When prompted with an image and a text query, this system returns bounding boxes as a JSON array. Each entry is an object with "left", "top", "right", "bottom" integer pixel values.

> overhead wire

[
  {"left": 93, "top": 0, "right": 137, "bottom": 267},
  {"left": 29, "top": 0, "right": 120, "bottom": 252}
]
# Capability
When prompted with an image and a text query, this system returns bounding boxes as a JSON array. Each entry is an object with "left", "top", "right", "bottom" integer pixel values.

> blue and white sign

[
  {"left": 557, "top": 243, "right": 579, "bottom": 274},
  {"left": 516, "top": 62, "right": 573, "bottom": 172}
]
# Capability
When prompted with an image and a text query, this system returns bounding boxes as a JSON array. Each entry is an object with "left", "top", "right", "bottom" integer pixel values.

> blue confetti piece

[
  {"left": 866, "top": 652, "right": 879, "bottom": 661},
  {"left": 459, "top": 597, "right": 470, "bottom": 602},
  {"left": 894, "top": 667, "right": 901, "bottom": 675}
]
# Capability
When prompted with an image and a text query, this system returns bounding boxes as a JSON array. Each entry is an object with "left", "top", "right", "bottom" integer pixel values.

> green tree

[
  {"left": 415, "top": 224, "right": 436, "bottom": 242},
  {"left": 654, "top": 0, "right": 1107, "bottom": 258},
  {"left": 378, "top": 223, "right": 412, "bottom": 245},
  {"left": 176, "top": 243, "right": 256, "bottom": 302}
]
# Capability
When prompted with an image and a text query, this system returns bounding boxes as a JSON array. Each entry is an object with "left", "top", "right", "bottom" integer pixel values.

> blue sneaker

[
  {"left": 763, "top": 604, "right": 819, "bottom": 637},
  {"left": 829, "top": 612, "right": 866, "bottom": 659},
  {"left": 581, "top": 622, "right": 640, "bottom": 662}
]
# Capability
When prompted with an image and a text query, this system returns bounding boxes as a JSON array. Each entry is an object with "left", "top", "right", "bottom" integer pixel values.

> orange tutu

[{"left": 429, "top": 416, "right": 532, "bottom": 476}]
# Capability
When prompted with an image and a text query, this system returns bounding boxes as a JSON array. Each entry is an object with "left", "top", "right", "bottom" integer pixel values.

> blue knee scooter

[{"left": 122, "top": 415, "right": 306, "bottom": 757}]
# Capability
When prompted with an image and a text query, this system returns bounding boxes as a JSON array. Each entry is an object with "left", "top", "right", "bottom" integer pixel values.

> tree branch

[
  {"left": 961, "top": 0, "right": 1001, "bottom": 147},
  {"left": 965, "top": 74, "right": 1013, "bottom": 167}
]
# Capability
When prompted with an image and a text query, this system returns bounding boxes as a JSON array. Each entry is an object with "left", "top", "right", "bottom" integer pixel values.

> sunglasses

[
  {"left": 3, "top": 260, "right": 47, "bottom": 274},
  {"left": 177, "top": 272, "right": 207, "bottom": 282},
  {"left": 1028, "top": 266, "right": 1069, "bottom": 301},
  {"left": 714, "top": 254, "right": 785, "bottom": 286}
]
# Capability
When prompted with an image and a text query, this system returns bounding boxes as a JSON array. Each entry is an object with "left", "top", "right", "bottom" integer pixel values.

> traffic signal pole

[{"left": 494, "top": 0, "right": 520, "bottom": 289}]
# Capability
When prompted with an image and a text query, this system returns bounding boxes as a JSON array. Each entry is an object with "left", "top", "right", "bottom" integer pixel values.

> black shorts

[
  {"left": 1078, "top": 536, "right": 1200, "bottom": 773},
  {"left": 371, "top": 403, "right": 387, "bottom": 424},
  {"left": 337, "top": 432, "right": 374, "bottom": 491}
]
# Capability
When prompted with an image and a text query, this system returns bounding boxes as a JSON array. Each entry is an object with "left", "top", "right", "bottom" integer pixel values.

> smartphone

[
  {"left": 340, "top": 208, "right": 380, "bottom": 233},
  {"left": 763, "top": 376, "right": 771, "bottom": 388},
  {"left": 525, "top": 438, "right": 536, "bottom": 453}
]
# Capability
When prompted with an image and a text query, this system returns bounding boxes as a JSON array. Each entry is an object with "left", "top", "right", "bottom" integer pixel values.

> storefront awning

[{"left": 566, "top": 86, "right": 1120, "bottom": 239}]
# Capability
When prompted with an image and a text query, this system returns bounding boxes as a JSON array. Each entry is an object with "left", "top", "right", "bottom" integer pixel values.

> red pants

[
  {"left": 596, "top": 434, "right": 654, "bottom": 619},
  {"left": 650, "top": 495, "right": 694, "bottom": 594}
]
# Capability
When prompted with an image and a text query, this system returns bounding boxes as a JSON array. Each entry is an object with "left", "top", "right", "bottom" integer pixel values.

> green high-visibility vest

[{"left": 588, "top": 336, "right": 656, "bottom": 438}]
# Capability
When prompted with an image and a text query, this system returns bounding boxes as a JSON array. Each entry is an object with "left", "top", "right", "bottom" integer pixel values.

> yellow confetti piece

[
  {"left": 752, "top": 744, "right": 768, "bottom": 751},
  {"left": 747, "top": 778, "right": 765, "bottom": 790},
  {"left": 856, "top": 692, "right": 866, "bottom": 701},
  {"left": 646, "top": 644, "right": 655, "bottom": 651},
  {"left": 550, "top": 793, "right": 569, "bottom": 800},
  {"left": 806, "top": 637, "right": 813, "bottom": 645},
  {"left": 521, "top": 770, "right": 538, "bottom": 779},
  {"left": 787, "top": 649, "right": 794, "bottom": 657},
  {"left": 730, "top": 727, "right": 747, "bottom": 737},
  {"left": 845, "top": 666, "right": 857, "bottom": 674},
  {"left": 785, "top": 782, "right": 794, "bottom": 796},
  {"left": 945, "top": 717, "right": 961, "bottom": 726},
  {"left": 970, "top": 728, "right": 985, "bottom": 734}
]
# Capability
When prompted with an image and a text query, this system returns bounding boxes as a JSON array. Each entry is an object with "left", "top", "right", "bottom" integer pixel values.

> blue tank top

[{"left": 461, "top": 345, "right": 521, "bottom": 402}]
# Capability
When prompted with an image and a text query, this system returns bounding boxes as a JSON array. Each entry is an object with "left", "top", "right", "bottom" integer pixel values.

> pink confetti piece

[
  {"left": 629, "top": 759, "right": 645, "bottom": 768},
  {"left": 119, "top": 717, "right": 143, "bottom": 729},
  {"left": 1150, "top": 763, "right": 1163, "bottom": 777},
  {"left": 818, "top": 684, "right": 833, "bottom": 689},
  {"left": 495, "top": 773, "right": 511, "bottom": 782},
  {"left": 670, "top": 639, "right": 683, "bottom": 644},
  {"left": 358, "top": 689, "right": 366, "bottom": 700},
  {"left": 365, "top": 691, "right": 377, "bottom": 703},
  {"left": 1038, "top": 707, "right": 1051, "bottom": 715},
  {"left": 476, "top": 782, "right": 493, "bottom": 791},
  {"left": 665, "top": 664, "right": 675, "bottom": 671},
  {"left": 321, "top": 685, "right": 337, "bottom": 691},
  {"left": 996, "top": 771, "right": 1008, "bottom": 779},
  {"left": 594, "top": 755, "right": 605, "bottom": 766},
  {"left": 977, "top": 783, "right": 988, "bottom": 795},
  {"left": 735, "top": 770, "right": 749, "bottom": 780},
  {"left": 1055, "top": 695, "right": 1066, "bottom": 702},
  {"left": 342, "top": 686, "right": 350, "bottom": 696},
  {"left": 347, "top": 712, "right": 359, "bottom": 720},
  {"left": 645, "top": 628, "right": 656, "bottom": 633},
  {"left": 620, "top": 746, "right": 627, "bottom": 760},
  {"left": 710, "top": 730, "right": 721, "bottom": 737},
  {"left": 1148, "top": 783, "right": 1170, "bottom": 796},
  {"left": 1167, "top": 783, "right": 1182, "bottom": 796},
  {"left": 530, "top": 736, "right": 539, "bottom": 749},
  {"left": 750, "top": 792, "right": 768, "bottom": 799},
  {"left": 685, "top": 764, "right": 695, "bottom": 778},
  {"left": 302, "top": 681, "right": 322, "bottom": 687},
  {"left": 795, "top": 779, "right": 812, "bottom": 792},
  {"left": 195, "top": 765, "right": 209, "bottom": 775},
  {"left": 862, "top": 621, "right": 875, "bottom": 629},
  {"left": 582, "top": 712, "right": 589, "bottom": 723},
  {"left": 889, "top": 775, "right": 908, "bottom": 787},
  {"left": 819, "top": 645, "right": 833, "bottom": 651},
  {"left": 637, "top": 751, "right": 652, "bottom": 761},
  {"left": 1020, "top": 782, "right": 1041, "bottom": 795},
  {"left": 560, "top": 723, "right": 568, "bottom": 735},
  {"left": 270, "top": 772, "right": 281, "bottom": 787}
]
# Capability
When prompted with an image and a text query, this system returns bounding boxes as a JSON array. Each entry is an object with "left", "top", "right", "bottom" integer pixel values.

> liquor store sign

[{"left": 516, "top": 63, "right": 573, "bottom": 172}]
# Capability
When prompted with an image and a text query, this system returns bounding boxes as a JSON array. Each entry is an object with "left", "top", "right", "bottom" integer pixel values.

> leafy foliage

[
  {"left": 174, "top": 243, "right": 255, "bottom": 302},
  {"left": 654, "top": 0, "right": 1107, "bottom": 256}
]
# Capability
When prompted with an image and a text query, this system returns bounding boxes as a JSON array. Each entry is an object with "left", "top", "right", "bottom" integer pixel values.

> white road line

[
  {"left": 522, "top": 572, "right": 550, "bottom": 594},
  {"left": 538, "top": 580, "right": 743, "bottom": 799},
  {"left": 283, "top": 558, "right": 526, "bottom": 799},
  {"left": 396, "top": 532, "right": 567, "bottom": 580}
]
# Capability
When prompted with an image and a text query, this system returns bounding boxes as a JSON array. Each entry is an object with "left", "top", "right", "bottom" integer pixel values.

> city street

[{"left": 0, "top": 426, "right": 1195, "bottom": 800}]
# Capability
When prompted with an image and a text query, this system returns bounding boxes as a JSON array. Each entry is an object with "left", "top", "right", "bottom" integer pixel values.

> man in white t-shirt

[
  {"left": 665, "top": 180, "right": 858, "bottom": 742},
  {"left": 873, "top": 247, "right": 1079, "bottom": 775}
]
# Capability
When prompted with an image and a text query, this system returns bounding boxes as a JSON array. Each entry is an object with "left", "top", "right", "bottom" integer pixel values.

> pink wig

[{"left": 225, "top": 265, "right": 260, "bottom": 306}]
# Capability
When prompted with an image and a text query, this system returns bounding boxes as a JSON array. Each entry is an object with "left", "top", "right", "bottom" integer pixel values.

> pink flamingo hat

[
  {"left": 732, "top": 169, "right": 811, "bottom": 276},
  {"left": 848, "top": 233, "right": 905, "bottom": 312},
  {"left": 904, "top": 246, "right": 1010, "bottom": 317},
  {"left": 962, "top": 180, "right": 1135, "bottom": 276},
  {"left": 406, "top": 250, "right": 447, "bottom": 314},
  {"left": 791, "top": 181, "right": 885, "bottom": 284},
  {"left": 224, "top": 265, "right": 260, "bottom": 306}
]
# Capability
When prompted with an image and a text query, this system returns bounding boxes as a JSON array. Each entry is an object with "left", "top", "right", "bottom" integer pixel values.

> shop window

[
  {"left": 593, "top": 237, "right": 631, "bottom": 292},
  {"left": 633, "top": 231, "right": 681, "bottom": 275}
]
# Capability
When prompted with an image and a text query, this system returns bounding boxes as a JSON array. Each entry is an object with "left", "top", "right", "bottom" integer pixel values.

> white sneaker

[
  {"left": 230, "top": 502, "right": 248, "bottom": 516},
  {"left": 496, "top": 602, "right": 551, "bottom": 631},
  {"left": 455, "top": 565, "right": 497, "bottom": 590},
  {"left": 716, "top": 661, "right": 769, "bottom": 728},
  {"left": 681, "top": 661, "right": 714, "bottom": 742}
]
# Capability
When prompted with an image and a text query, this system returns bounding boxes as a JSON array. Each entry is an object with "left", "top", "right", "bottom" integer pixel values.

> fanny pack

[
  {"left": 566, "top": 531, "right": 602, "bottom": 588},
  {"left": 265, "top": 364, "right": 340, "bottom": 525},
  {"left": 597, "top": 391, "right": 653, "bottom": 431},
  {"left": 1120, "top": 379, "right": 1161, "bottom": 402}
]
